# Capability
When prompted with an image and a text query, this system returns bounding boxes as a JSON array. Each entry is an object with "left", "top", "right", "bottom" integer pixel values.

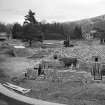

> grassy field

[{"left": 1, "top": 39, "right": 105, "bottom": 105}]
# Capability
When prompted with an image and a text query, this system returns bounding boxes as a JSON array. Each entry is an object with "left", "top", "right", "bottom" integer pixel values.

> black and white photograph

[{"left": 1, "top": 0, "right": 105, "bottom": 105}]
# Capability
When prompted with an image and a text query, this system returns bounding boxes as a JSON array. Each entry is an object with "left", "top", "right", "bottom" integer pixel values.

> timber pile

[{"left": 2, "top": 82, "right": 31, "bottom": 94}]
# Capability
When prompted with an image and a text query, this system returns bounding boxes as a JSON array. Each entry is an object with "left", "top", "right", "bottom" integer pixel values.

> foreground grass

[{"left": 1, "top": 40, "right": 105, "bottom": 105}]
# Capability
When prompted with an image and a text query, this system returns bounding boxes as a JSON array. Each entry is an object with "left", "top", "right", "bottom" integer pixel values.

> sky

[{"left": 0, "top": 0, "right": 105, "bottom": 24}]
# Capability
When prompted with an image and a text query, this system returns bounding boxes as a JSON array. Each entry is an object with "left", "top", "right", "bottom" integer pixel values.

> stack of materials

[{"left": 2, "top": 82, "right": 31, "bottom": 94}]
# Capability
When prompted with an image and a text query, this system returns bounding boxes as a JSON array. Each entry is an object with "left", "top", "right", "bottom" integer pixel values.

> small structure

[
  {"left": 83, "top": 30, "right": 96, "bottom": 40},
  {"left": 0, "top": 32, "right": 8, "bottom": 41},
  {"left": 100, "top": 33, "right": 105, "bottom": 44},
  {"left": 26, "top": 68, "right": 38, "bottom": 80},
  {"left": 91, "top": 56, "right": 102, "bottom": 80},
  {"left": 64, "top": 34, "right": 74, "bottom": 47}
]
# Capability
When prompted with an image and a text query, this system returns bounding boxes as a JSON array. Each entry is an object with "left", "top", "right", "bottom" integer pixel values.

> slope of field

[{"left": 63, "top": 14, "right": 105, "bottom": 37}]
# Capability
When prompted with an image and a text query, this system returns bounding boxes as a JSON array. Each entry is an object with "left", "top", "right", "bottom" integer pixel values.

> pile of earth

[
  {"left": 13, "top": 48, "right": 35, "bottom": 57},
  {"left": 29, "top": 50, "right": 50, "bottom": 59},
  {"left": 0, "top": 44, "right": 15, "bottom": 57},
  {"left": 0, "top": 45, "right": 34, "bottom": 57}
]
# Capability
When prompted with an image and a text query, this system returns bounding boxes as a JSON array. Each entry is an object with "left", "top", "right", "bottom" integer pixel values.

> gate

[
  {"left": 91, "top": 56, "right": 102, "bottom": 80},
  {"left": 92, "top": 62, "right": 102, "bottom": 80}
]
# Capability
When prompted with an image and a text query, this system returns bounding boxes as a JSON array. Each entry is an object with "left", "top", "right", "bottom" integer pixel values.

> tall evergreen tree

[
  {"left": 22, "top": 24, "right": 43, "bottom": 46},
  {"left": 22, "top": 10, "right": 44, "bottom": 46},
  {"left": 24, "top": 9, "right": 37, "bottom": 24}
]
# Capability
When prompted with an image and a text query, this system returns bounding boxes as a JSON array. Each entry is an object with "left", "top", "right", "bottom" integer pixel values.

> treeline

[
  {"left": 0, "top": 23, "right": 12, "bottom": 34},
  {"left": 0, "top": 10, "right": 83, "bottom": 46},
  {"left": 12, "top": 21, "right": 82, "bottom": 42},
  {"left": 41, "top": 23, "right": 65, "bottom": 40}
]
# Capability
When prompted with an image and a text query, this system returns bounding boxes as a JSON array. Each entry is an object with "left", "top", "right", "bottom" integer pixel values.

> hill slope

[{"left": 63, "top": 14, "right": 105, "bottom": 34}]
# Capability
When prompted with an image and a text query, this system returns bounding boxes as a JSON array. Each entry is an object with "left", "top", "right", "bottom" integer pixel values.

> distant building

[{"left": 83, "top": 30, "right": 97, "bottom": 40}]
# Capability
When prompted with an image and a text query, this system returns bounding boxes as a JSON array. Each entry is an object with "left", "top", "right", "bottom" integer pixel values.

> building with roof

[{"left": 83, "top": 30, "right": 97, "bottom": 40}]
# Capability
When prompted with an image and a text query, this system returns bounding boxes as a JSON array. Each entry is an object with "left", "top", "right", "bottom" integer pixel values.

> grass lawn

[{"left": 1, "top": 39, "right": 105, "bottom": 105}]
